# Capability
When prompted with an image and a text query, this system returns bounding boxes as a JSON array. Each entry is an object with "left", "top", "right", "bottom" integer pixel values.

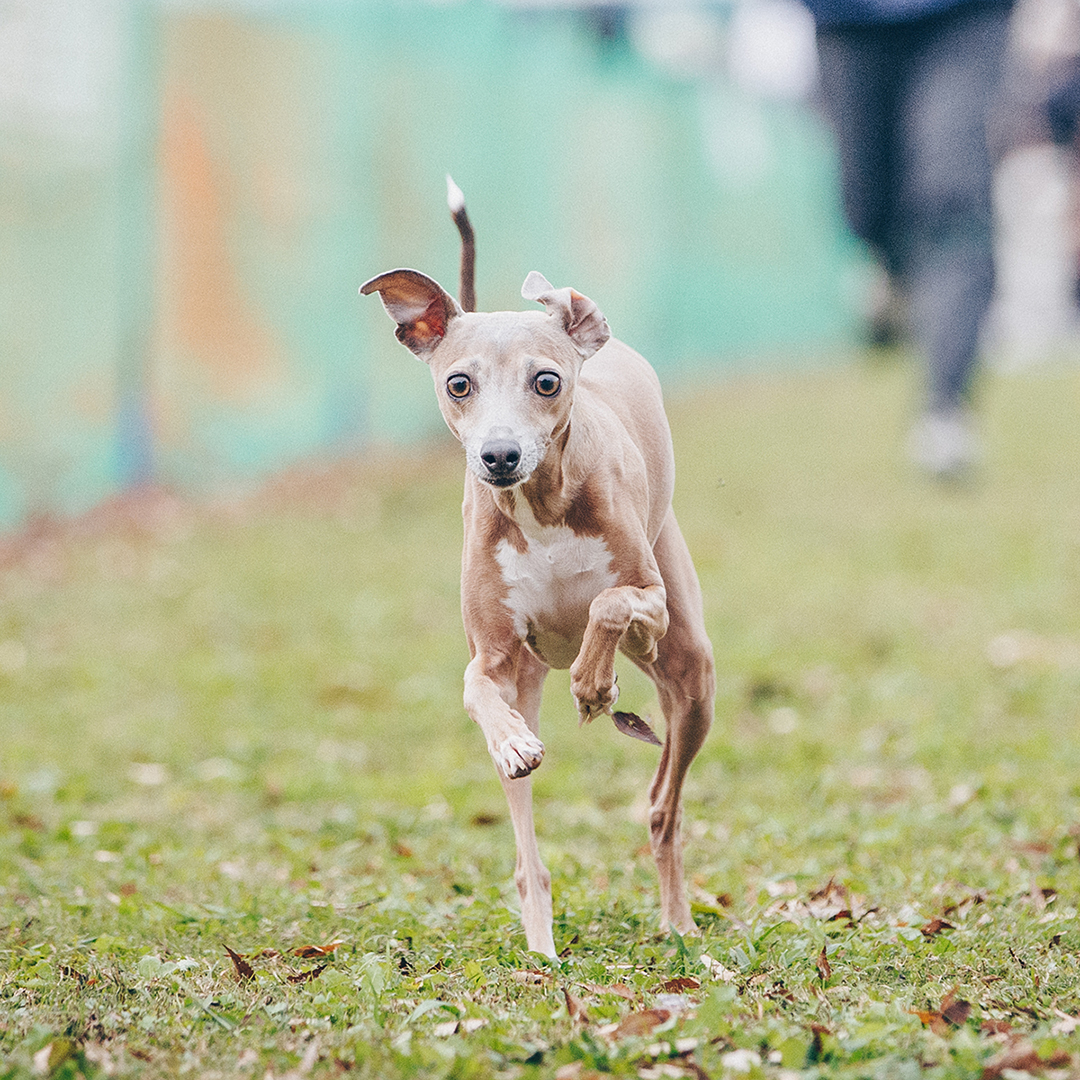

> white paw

[{"left": 493, "top": 731, "right": 545, "bottom": 779}]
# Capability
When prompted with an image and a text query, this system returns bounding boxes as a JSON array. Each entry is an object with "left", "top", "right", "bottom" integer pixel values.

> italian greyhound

[{"left": 360, "top": 180, "right": 715, "bottom": 958}]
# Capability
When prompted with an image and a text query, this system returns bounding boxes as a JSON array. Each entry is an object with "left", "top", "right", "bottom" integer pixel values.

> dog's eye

[
  {"left": 534, "top": 371, "right": 561, "bottom": 397},
  {"left": 446, "top": 374, "right": 472, "bottom": 399}
]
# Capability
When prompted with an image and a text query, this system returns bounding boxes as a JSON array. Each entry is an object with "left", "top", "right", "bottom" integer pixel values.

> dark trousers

[{"left": 815, "top": 2, "right": 1011, "bottom": 410}]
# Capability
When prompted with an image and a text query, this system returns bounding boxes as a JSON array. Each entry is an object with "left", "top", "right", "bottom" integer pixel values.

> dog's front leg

[{"left": 571, "top": 583, "right": 669, "bottom": 722}]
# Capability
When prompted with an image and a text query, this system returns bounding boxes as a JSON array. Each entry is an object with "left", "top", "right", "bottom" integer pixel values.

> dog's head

[{"left": 361, "top": 270, "right": 610, "bottom": 489}]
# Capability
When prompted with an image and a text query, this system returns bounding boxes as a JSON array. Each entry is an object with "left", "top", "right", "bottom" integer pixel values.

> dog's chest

[{"left": 494, "top": 526, "right": 617, "bottom": 669}]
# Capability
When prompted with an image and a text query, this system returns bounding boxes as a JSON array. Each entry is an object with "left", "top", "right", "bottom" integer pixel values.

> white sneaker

[{"left": 907, "top": 409, "right": 980, "bottom": 480}]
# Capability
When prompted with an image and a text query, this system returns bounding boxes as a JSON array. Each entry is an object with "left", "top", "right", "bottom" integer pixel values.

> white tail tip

[{"left": 446, "top": 173, "right": 465, "bottom": 214}]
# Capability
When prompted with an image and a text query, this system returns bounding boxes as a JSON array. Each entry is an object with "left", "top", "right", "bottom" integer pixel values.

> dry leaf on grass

[
  {"left": 563, "top": 987, "right": 591, "bottom": 1025},
  {"left": 920, "top": 918, "right": 955, "bottom": 938},
  {"left": 939, "top": 989, "right": 972, "bottom": 1026},
  {"left": 287, "top": 963, "right": 327, "bottom": 985},
  {"left": 815, "top": 946, "right": 831, "bottom": 981},
  {"left": 293, "top": 941, "right": 342, "bottom": 958},
  {"left": 981, "top": 1038, "right": 1071, "bottom": 1079},
  {"left": 223, "top": 945, "right": 254, "bottom": 981},
  {"left": 613, "top": 1008, "right": 672, "bottom": 1038},
  {"left": 910, "top": 989, "right": 972, "bottom": 1036}
]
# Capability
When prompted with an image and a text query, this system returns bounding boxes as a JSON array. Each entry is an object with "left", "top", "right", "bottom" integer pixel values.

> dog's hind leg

[
  {"left": 638, "top": 511, "right": 715, "bottom": 935},
  {"left": 499, "top": 647, "right": 557, "bottom": 957}
]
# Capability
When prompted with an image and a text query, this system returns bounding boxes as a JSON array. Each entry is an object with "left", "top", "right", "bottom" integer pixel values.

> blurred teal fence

[{"left": 0, "top": 0, "right": 861, "bottom": 529}]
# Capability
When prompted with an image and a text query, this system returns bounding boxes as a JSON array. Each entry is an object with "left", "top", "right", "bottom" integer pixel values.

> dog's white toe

[{"left": 494, "top": 732, "right": 545, "bottom": 779}]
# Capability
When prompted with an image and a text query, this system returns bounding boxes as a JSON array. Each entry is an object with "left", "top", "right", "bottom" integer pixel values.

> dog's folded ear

[
  {"left": 522, "top": 271, "right": 610, "bottom": 360},
  {"left": 361, "top": 270, "right": 463, "bottom": 361}
]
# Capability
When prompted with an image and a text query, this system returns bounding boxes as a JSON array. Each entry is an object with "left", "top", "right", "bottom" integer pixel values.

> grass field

[{"left": 2, "top": 355, "right": 1079, "bottom": 1079}]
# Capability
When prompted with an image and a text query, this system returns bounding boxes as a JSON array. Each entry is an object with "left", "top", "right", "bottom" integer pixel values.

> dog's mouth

[{"left": 482, "top": 474, "right": 523, "bottom": 489}]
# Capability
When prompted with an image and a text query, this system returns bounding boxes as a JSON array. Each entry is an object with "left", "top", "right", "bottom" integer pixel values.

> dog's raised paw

[
  {"left": 572, "top": 675, "right": 619, "bottom": 725},
  {"left": 493, "top": 732, "right": 545, "bottom": 779}
]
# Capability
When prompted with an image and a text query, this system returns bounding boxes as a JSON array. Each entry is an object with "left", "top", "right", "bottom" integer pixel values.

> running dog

[{"left": 361, "top": 180, "right": 715, "bottom": 956}]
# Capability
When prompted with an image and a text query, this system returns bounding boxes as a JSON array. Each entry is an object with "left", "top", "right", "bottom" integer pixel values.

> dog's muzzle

[{"left": 479, "top": 435, "right": 522, "bottom": 486}]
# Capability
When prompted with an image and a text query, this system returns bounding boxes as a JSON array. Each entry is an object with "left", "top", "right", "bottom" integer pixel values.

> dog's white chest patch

[{"left": 495, "top": 527, "right": 617, "bottom": 670}]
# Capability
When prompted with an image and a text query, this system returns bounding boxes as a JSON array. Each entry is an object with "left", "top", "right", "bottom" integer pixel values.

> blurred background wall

[
  {"left": 3, "top": 0, "right": 1074, "bottom": 528},
  {"left": 0, "top": 0, "right": 867, "bottom": 527}
]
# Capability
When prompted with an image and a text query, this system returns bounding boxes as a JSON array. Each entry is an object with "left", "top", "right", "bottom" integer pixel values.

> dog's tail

[{"left": 446, "top": 174, "right": 476, "bottom": 313}]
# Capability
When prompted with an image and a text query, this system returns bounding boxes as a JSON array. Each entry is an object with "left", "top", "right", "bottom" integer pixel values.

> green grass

[{"left": 2, "top": 354, "right": 1080, "bottom": 1079}]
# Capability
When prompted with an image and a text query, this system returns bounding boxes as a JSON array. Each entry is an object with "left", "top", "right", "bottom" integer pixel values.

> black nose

[{"left": 480, "top": 437, "right": 522, "bottom": 478}]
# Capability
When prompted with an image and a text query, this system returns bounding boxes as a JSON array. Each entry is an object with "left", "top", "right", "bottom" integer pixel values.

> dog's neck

[{"left": 490, "top": 421, "right": 584, "bottom": 536}]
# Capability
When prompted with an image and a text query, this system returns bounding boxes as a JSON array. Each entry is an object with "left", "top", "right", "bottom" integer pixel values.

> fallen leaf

[
  {"left": 393, "top": 841, "right": 413, "bottom": 858},
  {"left": 910, "top": 990, "right": 972, "bottom": 1036},
  {"left": 920, "top": 918, "right": 955, "bottom": 938},
  {"left": 563, "top": 987, "right": 591, "bottom": 1025},
  {"left": 816, "top": 946, "right": 831, "bottom": 981},
  {"left": 611, "top": 711, "right": 662, "bottom": 746},
  {"left": 224, "top": 945, "right": 254, "bottom": 981},
  {"left": 287, "top": 963, "right": 327, "bottom": 985},
  {"left": 294, "top": 941, "right": 343, "bottom": 958},
  {"left": 614, "top": 1008, "right": 671, "bottom": 1038},
  {"left": 809, "top": 1023, "right": 832, "bottom": 1060},
  {"left": 911, "top": 1008, "right": 943, "bottom": 1034},
  {"left": 941, "top": 996, "right": 972, "bottom": 1026},
  {"left": 981, "top": 1038, "right": 1071, "bottom": 1079},
  {"left": 981, "top": 1019, "right": 1014, "bottom": 1036},
  {"left": 807, "top": 878, "right": 850, "bottom": 920},
  {"left": 661, "top": 976, "right": 701, "bottom": 993}
]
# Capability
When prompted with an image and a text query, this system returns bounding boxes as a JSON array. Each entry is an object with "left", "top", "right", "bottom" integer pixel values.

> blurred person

[
  {"left": 1047, "top": 67, "right": 1080, "bottom": 315},
  {"left": 1040, "top": 6, "right": 1080, "bottom": 315},
  {"left": 799, "top": 0, "right": 1015, "bottom": 480}
]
